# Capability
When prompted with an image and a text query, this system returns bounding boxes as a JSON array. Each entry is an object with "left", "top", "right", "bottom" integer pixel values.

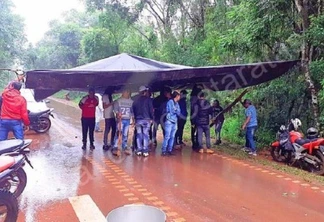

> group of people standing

[{"left": 79, "top": 85, "right": 232, "bottom": 157}]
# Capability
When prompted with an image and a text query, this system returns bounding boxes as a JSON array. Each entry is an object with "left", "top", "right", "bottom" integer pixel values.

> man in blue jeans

[
  {"left": 0, "top": 82, "right": 30, "bottom": 140},
  {"left": 161, "top": 91, "right": 181, "bottom": 156},
  {"left": 132, "top": 86, "right": 154, "bottom": 157},
  {"left": 112, "top": 89, "right": 133, "bottom": 155},
  {"left": 193, "top": 92, "right": 214, "bottom": 154},
  {"left": 241, "top": 99, "right": 258, "bottom": 156}
]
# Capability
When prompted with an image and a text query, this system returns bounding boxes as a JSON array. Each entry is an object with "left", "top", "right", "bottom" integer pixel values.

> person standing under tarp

[
  {"left": 161, "top": 91, "right": 181, "bottom": 156},
  {"left": 95, "top": 93, "right": 103, "bottom": 132},
  {"left": 152, "top": 87, "right": 172, "bottom": 146},
  {"left": 0, "top": 82, "right": 30, "bottom": 141},
  {"left": 79, "top": 87, "right": 99, "bottom": 150},
  {"left": 102, "top": 88, "right": 116, "bottom": 150},
  {"left": 133, "top": 86, "right": 154, "bottom": 157},
  {"left": 130, "top": 91, "right": 141, "bottom": 152},
  {"left": 175, "top": 90, "right": 188, "bottom": 147},
  {"left": 212, "top": 99, "right": 225, "bottom": 145},
  {"left": 112, "top": 89, "right": 133, "bottom": 155},
  {"left": 241, "top": 99, "right": 258, "bottom": 156},
  {"left": 193, "top": 92, "right": 214, "bottom": 154},
  {"left": 190, "top": 84, "right": 202, "bottom": 151}
]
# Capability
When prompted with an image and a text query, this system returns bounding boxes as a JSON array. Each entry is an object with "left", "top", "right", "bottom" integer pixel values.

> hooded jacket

[
  {"left": 193, "top": 99, "right": 212, "bottom": 126},
  {"left": 1, "top": 88, "right": 30, "bottom": 125}
]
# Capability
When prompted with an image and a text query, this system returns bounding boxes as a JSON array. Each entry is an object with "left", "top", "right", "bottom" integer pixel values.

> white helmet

[{"left": 291, "top": 118, "right": 302, "bottom": 131}]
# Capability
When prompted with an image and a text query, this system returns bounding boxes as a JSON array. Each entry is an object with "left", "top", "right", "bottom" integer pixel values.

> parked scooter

[
  {"left": 0, "top": 139, "right": 33, "bottom": 197},
  {"left": 271, "top": 118, "right": 324, "bottom": 175},
  {"left": 27, "top": 108, "right": 54, "bottom": 133},
  {"left": 0, "top": 189, "right": 18, "bottom": 222}
]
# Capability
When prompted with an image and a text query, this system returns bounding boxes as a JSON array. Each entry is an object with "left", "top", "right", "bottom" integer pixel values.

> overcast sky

[{"left": 13, "top": 0, "right": 85, "bottom": 44}]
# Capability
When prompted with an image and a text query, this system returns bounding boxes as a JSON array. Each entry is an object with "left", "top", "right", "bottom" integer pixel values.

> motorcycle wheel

[
  {"left": 0, "top": 190, "right": 18, "bottom": 222},
  {"left": 270, "top": 146, "right": 291, "bottom": 163},
  {"left": 308, "top": 150, "right": 324, "bottom": 175},
  {"left": 35, "top": 116, "right": 51, "bottom": 133},
  {"left": 0, "top": 168, "right": 27, "bottom": 198}
]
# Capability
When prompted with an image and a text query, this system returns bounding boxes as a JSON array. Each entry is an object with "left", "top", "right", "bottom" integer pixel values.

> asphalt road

[{"left": 16, "top": 98, "right": 324, "bottom": 222}]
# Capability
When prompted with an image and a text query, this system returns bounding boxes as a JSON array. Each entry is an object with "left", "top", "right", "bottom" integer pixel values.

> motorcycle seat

[
  {"left": 29, "top": 109, "right": 50, "bottom": 116},
  {"left": 0, "top": 156, "right": 15, "bottom": 172},
  {"left": 0, "top": 139, "right": 24, "bottom": 154},
  {"left": 295, "top": 138, "right": 318, "bottom": 146}
]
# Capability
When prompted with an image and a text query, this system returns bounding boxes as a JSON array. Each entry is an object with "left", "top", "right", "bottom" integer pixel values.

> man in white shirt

[
  {"left": 102, "top": 89, "right": 116, "bottom": 150},
  {"left": 112, "top": 89, "right": 134, "bottom": 155},
  {"left": 95, "top": 93, "right": 103, "bottom": 132}
]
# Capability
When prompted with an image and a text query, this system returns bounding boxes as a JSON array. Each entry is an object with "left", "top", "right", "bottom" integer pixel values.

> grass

[
  {"left": 182, "top": 120, "right": 324, "bottom": 186},
  {"left": 53, "top": 90, "right": 86, "bottom": 104},
  {"left": 215, "top": 142, "right": 324, "bottom": 186},
  {"left": 51, "top": 96, "right": 324, "bottom": 186}
]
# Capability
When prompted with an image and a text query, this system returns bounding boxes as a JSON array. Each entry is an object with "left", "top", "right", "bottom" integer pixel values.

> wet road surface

[{"left": 17, "top": 98, "right": 324, "bottom": 221}]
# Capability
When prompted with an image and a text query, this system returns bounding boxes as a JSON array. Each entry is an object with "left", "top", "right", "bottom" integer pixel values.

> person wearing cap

[
  {"left": 152, "top": 87, "right": 172, "bottom": 146},
  {"left": 112, "top": 89, "right": 134, "bottom": 155},
  {"left": 193, "top": 92, "right": 214, "bottom": 154},
  {"left": 212, "top": 99, "right": 224, "bottom": 145},
  {"left": 132, "top": 86, "right": 154, "bottom": 157},
  {"left": 0, "top": 81, "right": 30, "bottom": 141},
  {"left": 175, "top": 90, "right": 188, "bottom": 147},
  {"left": 241, "top": 99, "right": 258, "bottom": 156},
  {"left": 79, "top": 87, "right": 99, "bottom": 150}
]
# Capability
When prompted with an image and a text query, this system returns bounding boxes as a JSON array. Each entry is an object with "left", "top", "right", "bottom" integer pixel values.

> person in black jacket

[
  {"left": 212, "top": 99, "right": 225, "bottom": 145},
  {"left": 190, "top": 84, "right": 203, "bottom": 150},
  {"left": 132, "top": 86, "right": 154, "bottom": 157},
  {"left": 193, "top": 92, "right": 214, "bottom": 154},
  {"left": 175, "top": 90, "right": 188, "bottom": 146},
  {"left": 152, "top": 87, "right": 171, "bottom": 146}
]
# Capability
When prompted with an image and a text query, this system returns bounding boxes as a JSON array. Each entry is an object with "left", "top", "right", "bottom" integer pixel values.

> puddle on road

[{"left": 20, "top": 143, "right": 83, "bottom": 222}]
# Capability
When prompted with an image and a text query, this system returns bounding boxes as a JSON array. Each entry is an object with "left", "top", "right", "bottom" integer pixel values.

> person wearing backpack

[{"left": 161, "top": 91, "right": 181, "bottom": 156}]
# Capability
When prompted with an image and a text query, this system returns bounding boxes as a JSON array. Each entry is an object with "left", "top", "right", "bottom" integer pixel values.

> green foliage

[
  {"left": 80, "top": 28, "right": 117, "bottom": 63},
  {"left": 15, "top": 0, "right": 324, "bottom": 148},
  {"left": 0, "top": 0, "right": 26, "bottom": 88}
]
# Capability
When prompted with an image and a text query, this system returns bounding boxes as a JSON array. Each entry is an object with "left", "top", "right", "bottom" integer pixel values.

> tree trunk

[{"left": 295, "top": 0, "right": 321, "bottom": 128}]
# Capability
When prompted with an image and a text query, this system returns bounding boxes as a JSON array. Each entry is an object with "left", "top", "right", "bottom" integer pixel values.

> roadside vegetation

[{"left": 1, "top": 0, "right": 324, "bottom": 176}]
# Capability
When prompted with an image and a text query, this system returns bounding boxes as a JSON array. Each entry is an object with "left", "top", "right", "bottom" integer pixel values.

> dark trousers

[
  {"left": 191, "top": 123, "right": 199, "bottom": 150},
  {"left": 81, "top": 117, "right": 95, "bottom": 144},
  {"left": 175, "top": 118, "right": 186, "bottom": 144},
  {"left": 152, "top": 119, "right": 165, "bottom": 144},
  {"left": 103, "top": 118, "right": 116, "bottom": 146}
]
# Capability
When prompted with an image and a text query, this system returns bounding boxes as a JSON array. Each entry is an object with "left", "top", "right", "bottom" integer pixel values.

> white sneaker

[
  {"left": 248, "top": 151, "right": 257, "bottom": 156},
  {"left": 136, "top": 151, "right": 142, "bottom": 156},
  {"left": 241, "top": 147, "right": 250, "bottom": 152},
  {"left": 143, "top": 152, "right": 149, "bottom": 157}
]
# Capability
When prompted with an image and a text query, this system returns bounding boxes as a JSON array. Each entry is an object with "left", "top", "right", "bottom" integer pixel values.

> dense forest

[{"left": 0, "top": 0, "right": 323, "bottom": 146}]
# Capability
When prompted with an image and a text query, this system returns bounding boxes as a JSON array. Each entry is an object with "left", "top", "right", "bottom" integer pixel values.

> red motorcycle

[{"left": 271, "top": 119, "right": 324, "bottom": 175}]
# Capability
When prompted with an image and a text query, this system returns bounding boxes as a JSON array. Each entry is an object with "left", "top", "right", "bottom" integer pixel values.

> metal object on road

[{"left": 106, "top": 204, "right": 166, "bottom": 222}]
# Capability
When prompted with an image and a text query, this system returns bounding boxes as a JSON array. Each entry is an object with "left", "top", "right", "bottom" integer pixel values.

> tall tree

[{"left": 0, "top": 0, "right": 26, "bottom": 88}]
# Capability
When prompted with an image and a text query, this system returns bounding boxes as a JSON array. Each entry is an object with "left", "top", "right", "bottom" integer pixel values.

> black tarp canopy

[{"left": 25, "top": 53, "right": 300, "bottom": 101}]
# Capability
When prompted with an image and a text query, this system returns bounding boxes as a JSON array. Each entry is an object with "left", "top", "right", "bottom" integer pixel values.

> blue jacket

[{"left": 166, "top": 99, "right": 181, "bottom": 123}]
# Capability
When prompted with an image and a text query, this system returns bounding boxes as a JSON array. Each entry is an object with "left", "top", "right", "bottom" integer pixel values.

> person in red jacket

[
  {"left": 0, "top": 81, "right": 30, "bottom": 141},
  {"left": 79, "top": 87, "right": 99, "bottom": 150}
]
